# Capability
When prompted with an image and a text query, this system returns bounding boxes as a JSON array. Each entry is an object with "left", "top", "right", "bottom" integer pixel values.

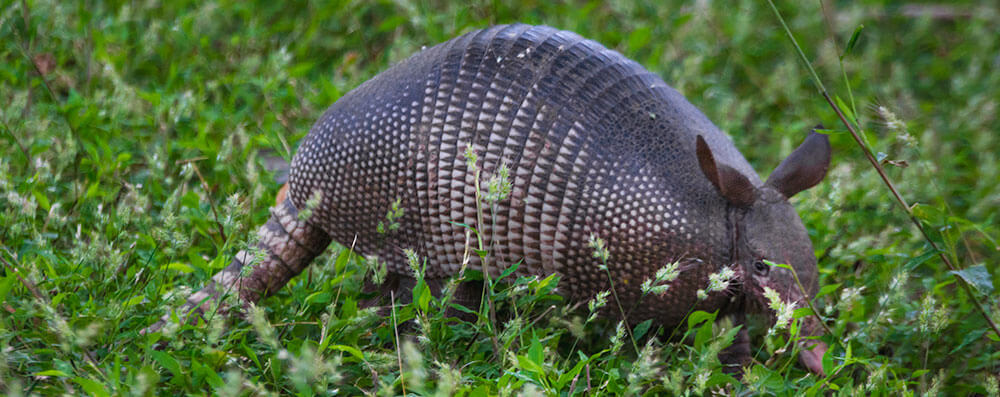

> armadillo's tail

[{"left": 142, "top": 195, "right": 331, "bottom": 334}]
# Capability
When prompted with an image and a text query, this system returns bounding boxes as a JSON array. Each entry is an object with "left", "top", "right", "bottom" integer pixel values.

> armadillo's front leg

[
  {"left": 143, "top": 199, "right": 331, "bottom": 334},
  {"left": 718, "top": 314, "right": 752, "bottom": 377}
]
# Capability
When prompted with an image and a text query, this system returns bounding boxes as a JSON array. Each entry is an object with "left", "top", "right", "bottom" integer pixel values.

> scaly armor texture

[{"left": 288, "top": 24, "right": 758, "bottom": 324}]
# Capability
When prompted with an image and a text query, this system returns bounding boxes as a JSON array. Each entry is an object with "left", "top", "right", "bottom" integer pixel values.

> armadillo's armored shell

[{"left": 289, "top": 24, "right": 756, "bottom": 324}]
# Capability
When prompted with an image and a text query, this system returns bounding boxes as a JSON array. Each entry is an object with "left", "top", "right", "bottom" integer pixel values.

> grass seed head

[
  {"left": 763, "top": 286, "right": 795, "bottom": 333},
  {"left": 588, "top": 233, "right": 610, "bottom": 264}
]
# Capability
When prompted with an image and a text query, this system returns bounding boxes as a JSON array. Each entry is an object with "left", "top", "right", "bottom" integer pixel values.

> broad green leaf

[
  {"left": 498, "top": 261, "right": 521, "bottom": 281},
  {"left": 694, "top": 317, "right": 714, "bottom": 349},
  {"left": 793, "top": 307, "right": 815, "bottom": 319},
  {"left": 332, "top": 248, "right": 353, "bottom": 273},
  {"left": 533, "top": 273, "right": 557, "bottom": 294},
  {"left": 633, "top": 319, "right": 653, "bottom": 340},
  {"left": 0, "top": 274, "right": 17, "bottom": 304},
  {"left": 32, "top": 190, "right": 51, "bottom": 211},
  {"left": 528, "top": 336, "right": 544, "bottom": 365},
  {"left": 413, "top": 280, "right": 431, "bottom": 312},
  {"left": 822, "top": 346, "right": 835, "bottom": 379},
  {"left": 86, "top": 181, "right": 101, "bottom": 198},
  {"left": 687, "top": 310, "right": 716, "bottom": 332},
  {"left": 73, "top": 377, "right": 109, "bottom": 397},
  {"left": 305, "top": 291, "right": 331, "bottom": 306},
  {"left": 124, "top": 295, "right": 145, "bottom": 307},
  {"left": 208, "top": 254, "right": 227, "bottom": 271},
  {"left": 515, "top": 354, "right": 544, "bottom": 376},
  {"left": 138, "top": 365, "right": 160, "bottom": 389},
  {"left": 193, "top": 360, "right": 224, "bottom": 389},
  {"left": 166, "top": 262, "right": 194, "bottom": 273},
  {"left": 151, "top": 351, "right": 182, "bottom": 376},
  {"left": 816, "top": 282, "right": 841, "bottom": 298},
  {"left": 555, "top": 359, "right": 588, "bottom": 389},
  {"left": 903, "top": 249, "right": 938, "bottom": 271},
  {"left": 707, "top": 372, "right": 738, "bottom": 388},
  {"left": 719, "top": 325, "right": 742, "bottom": 350},
  {"left": 950, "top": 264, "right": 994, "bottom": 294},
  {"left": 377, "top": 15, "right": 407, "bottom": 32}
]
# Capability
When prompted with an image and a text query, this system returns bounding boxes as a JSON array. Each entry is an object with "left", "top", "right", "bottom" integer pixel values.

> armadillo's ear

[
  {"left": 696, "top": 135, "right": 756, "bottom": 207},
  {"left": 765, "top": 127, "right": 831, "bottom": 198}
]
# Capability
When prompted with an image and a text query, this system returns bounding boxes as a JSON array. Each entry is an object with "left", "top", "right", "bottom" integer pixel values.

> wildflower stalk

[
  {"left": 175, "top": 159, "right": 228, "bottom": 242},
  {"left": 390, "top": 291, "right": 406, "bottom": 396},
  {"left": 464, "top": 146, "right": 504, "bottom": 357},
  {"left": 765, "top": 0, "right": 1000, "bottom": 340},
  {"left": 589, "top": 235, "right": 640, "bottom": 355}
]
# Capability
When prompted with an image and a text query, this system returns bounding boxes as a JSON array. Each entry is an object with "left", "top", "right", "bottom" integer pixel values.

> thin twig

[
  {"left": 13, "top": 8, "right": 84, "bottom": 177},
  {"left": 822, "top": 91, "right": 1000, "bottom": 339},
  {"left": 176, "top": 159, "right": 228, "bottom": 242},
  {"left": 13, "top": 34, "right": 80, "bottom": 145},
  {"left": 765, "top": 0, "right": 1000, "bottom": 340},
  {"left": 0, "top": 111, "right": 33, "bottom": 172},
  {"left": 0, "top": 251, "right": 45, "bottom": 302}
]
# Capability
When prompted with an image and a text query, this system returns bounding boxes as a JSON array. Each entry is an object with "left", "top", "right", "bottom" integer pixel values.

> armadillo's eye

[{"left": 753, "top": 260, "right": 769, "bottom": 276}]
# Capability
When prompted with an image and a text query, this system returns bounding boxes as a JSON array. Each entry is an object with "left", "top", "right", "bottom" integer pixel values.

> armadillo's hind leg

[{"left": 143, "top": 199, "right": 331, "bottom": 334}]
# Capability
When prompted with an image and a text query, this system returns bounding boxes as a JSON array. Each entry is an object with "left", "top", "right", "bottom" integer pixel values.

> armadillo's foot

[{"left": 719, "top": 325, "right": 751, "bottom": 377}]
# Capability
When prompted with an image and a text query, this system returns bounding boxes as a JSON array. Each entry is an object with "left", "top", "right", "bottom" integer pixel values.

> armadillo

[{"left": 147, "top": 24, "right": 830, "bottom": 375}]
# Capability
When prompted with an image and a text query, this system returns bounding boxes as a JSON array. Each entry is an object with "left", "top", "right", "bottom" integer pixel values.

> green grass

[{"left": 2, "top": 0, "right": 998, "bottom": 395}]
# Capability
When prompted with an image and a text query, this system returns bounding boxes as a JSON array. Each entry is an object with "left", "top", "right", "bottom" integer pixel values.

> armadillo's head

[{"left": 695, "top": 128, "right": 831, "bottom": 375}]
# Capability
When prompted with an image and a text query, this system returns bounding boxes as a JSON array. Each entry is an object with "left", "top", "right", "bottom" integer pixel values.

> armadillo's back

[{"left": 289, "top": 24, "right": 755, "bottom": 308}]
